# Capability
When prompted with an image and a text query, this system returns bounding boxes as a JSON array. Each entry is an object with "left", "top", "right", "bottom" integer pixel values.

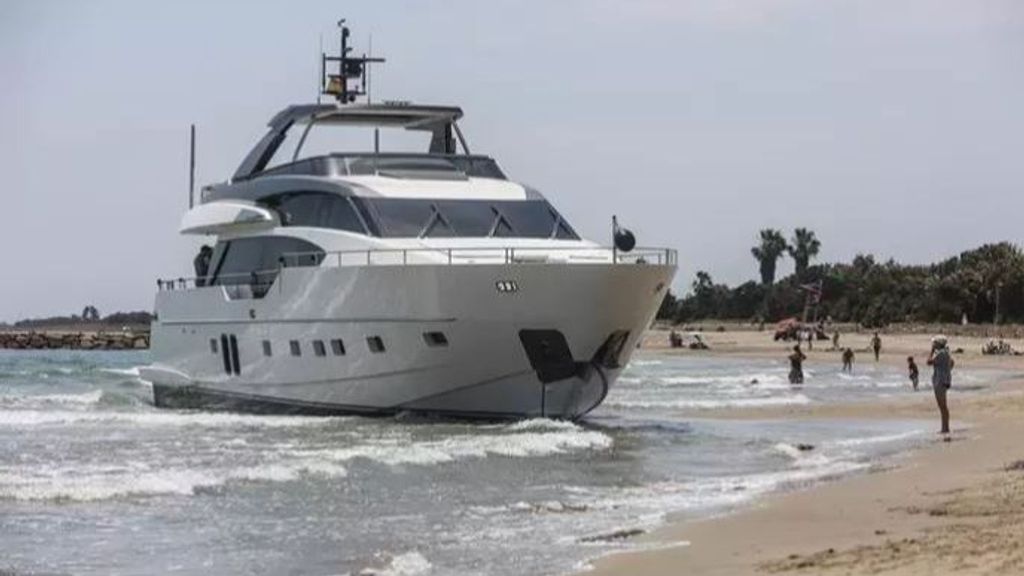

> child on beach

[
  {"left": 927, "top": 337, "right": 954, "bottom": 435},
  {"left": 907, "top": 356, "right": 919, "bottom": 390},
  {"left": 842, "top": 347, "right": 854, "bottom": 373}
]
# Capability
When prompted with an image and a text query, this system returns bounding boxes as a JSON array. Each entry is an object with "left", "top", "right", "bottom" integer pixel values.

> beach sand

[{"left": 584, "top": 328, "right": 1024, "bottom": 575}]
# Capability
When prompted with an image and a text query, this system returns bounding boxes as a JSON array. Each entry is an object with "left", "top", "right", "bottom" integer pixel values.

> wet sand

[{"left": 583, "top": 328, "right": 1024, "bottom": 575}]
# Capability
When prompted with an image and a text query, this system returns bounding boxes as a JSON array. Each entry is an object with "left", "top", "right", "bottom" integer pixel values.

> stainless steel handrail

[{"left": 157, "top": 246, "right": 676, "bottom": 291}]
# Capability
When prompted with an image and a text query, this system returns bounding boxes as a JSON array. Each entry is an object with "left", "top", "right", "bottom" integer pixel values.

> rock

[{"left": 579, "top": 528, "right": 646, "bottom": 543}]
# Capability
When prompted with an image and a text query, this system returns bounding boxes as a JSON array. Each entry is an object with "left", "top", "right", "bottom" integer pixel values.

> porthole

[
  {"left": 423, "top": 331, "right": 449, "bottom": 347},
  {"left": 289, "top": 340, "right": 301, "bottom": 357},
  {"left": 313, "top": 340, "right": 327, "bottom": 357},
  {"left": 367, "top": 336, "right": 386, "bottom": 354},
  {"left": 330, "top": 339, "right": 346, "bottom": 356}
]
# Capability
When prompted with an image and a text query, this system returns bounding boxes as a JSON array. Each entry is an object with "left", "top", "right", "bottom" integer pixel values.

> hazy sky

[{"left": 3, "top": 0, "right": 1023, "bottom": 322}]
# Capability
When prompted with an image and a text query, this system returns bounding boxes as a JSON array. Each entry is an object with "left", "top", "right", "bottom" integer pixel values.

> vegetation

[
  {"left": 787, "top": 227, "right": 821, "bottom": 279},
  {"left": 660, "top": 235, "right": 1024, "bottom": 327},
  {"left": 12, "top": 309, "right": 154, "bottom": 329},
  {"left": 751, "top": 229, "right": 788, "bottom": 285}
]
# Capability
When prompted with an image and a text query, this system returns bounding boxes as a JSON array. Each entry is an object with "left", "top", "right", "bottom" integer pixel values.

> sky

[{"left": 2, "top": 0, "right": 1023, "bottom": 322}]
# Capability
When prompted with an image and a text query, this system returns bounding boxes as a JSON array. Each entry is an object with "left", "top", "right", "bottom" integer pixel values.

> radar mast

[{"left": 321, "top": 20, "right": 385, "bottom": 104}]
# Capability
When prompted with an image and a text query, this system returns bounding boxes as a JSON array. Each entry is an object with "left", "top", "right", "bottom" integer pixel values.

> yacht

[{"left": 141, "top": 24, "right": 676, "bottom": 419}]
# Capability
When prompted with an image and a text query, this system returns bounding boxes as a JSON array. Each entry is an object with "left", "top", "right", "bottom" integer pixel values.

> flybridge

[{"left": 229, "top": 21, "right": 476, "bottom": 181}]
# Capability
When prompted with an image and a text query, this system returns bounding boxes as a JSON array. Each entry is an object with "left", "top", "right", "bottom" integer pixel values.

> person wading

[
  {"left": 907, "top": 356, "right": 920, "bottom": 391},
  {"left": 927, "top": 336, "right": 954, "bottom": 435},
  {"left": 871, "top": 332, "right": 882, "bottom": 361},
  {"left": 788, "top": 345, "right": 807, "bottom": 385},
  {"left": 842, "top": 347, "right": 854, "bottom": 373}
]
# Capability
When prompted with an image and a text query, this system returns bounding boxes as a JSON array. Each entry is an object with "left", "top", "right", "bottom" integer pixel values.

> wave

[
  {"left": 833, "top": 430, "right": 923, "bottom": 447},
  {"left": 0, "top": 390, "right": 103, "bottom": 407},
  {"left": 606, "top": 394, "right": 811, "bottom": 410},
  {"left": 100, "top": 366, "right": 143, "bottom": 378},
  {"left": 294, "top": 426, "right": 612, "bottom": 468},
  {"left": 361, "top": 551, "right": 432, "bottom": 576},
  {"left": 0, "top": 409, "right": 344, "bottom": 429},
  {"left": 0, "top": 419, "right": 611, "bottom": 502},
  {"left": 0, "top": 459, "right": 351, "bottom": 502}
]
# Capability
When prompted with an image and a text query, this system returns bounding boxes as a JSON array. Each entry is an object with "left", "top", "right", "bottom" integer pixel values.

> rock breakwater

[{"left": 0, "top": 331, "right": 149, "bottom": 350}]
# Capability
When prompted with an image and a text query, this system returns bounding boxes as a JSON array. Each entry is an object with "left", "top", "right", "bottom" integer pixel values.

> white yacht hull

[{"left": 144, "top": 262, "right": 673, "bottom": 419}]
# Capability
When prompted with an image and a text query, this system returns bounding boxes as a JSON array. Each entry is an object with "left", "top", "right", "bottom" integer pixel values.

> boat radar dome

[{"left": 321, "top": 20, "right": 385, "bottom": 104}]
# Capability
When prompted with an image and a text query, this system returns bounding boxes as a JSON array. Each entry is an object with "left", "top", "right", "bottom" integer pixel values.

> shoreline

[{"left": 581, "top": 331, "right": 1024, "bottom": 575}]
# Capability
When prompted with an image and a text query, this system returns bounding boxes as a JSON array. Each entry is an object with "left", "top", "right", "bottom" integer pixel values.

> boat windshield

[
  {"left": 253, "top": 194, "right": 580, "bottom": 240},
  {"left": 360, "top": 198, "right": 579, "bottom": 240},
  {"left": 265, "top": 123, "right": 465, "bottom": 172}
]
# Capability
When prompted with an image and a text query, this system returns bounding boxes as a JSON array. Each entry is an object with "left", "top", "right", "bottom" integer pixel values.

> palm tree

[
  {"left": 751, "top": 229, "right": 788, "bottom": 285},
  {"left": 787, "top": 228, "right": 821, "bottom": 278}
]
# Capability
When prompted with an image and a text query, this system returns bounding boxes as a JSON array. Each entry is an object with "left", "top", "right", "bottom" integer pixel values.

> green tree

[
  {"left": 787, "top": 228, "right": 821, "bottom": 278},
  {"left": 656, "top": 289, "right": 678, "bottom": 320},
  {"left": 751, "top": 229, "right": 788, "bottom": 285}
]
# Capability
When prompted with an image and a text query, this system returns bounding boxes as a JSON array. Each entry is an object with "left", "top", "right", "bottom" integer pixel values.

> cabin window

[
  {"left": 209, "top": 236, "right": 325, "bottom": 288},
  {"left": 210, "top": 338, "right": 218, "bottom": 354},
  {"left": 312, "top": 340, "right": 327, "bottom": 357},
  {"left": 262, "top": 340, "right": 272, "bottom": 357},
  {"left": 423, "top": 331, "right": 449, "bottom": 347},
  {"left": 330, "top": 339, "right": 346, "bottom": 356},
  {"left": 289, "top": 340, "right": 301, "bottom": 356},
  {"left": 367, "top": 336, "right": 386, "bottom": 353},
  {"left": 500, "top": 201, "right": 560, "bottom": 238},
  {"left": 362, "top": 199, "right": 579, "bottom": 240},
  {"left": 371, "top": 201, "right": 435, "bottom": 237},
  {"left": 260, "top": 192, "right": 366, "bottom": 234}
]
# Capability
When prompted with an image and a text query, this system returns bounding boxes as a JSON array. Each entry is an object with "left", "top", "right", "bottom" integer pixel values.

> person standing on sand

[
  {"left": 908, "top": 356, "right": 919, "bottom": 390},
  {"left": 871, "top": 332, "right": 882, "bottom": 361},
  {"left": 788, "top": 345, "right": 807, "bottom": 385},
  {"left": 927, "top": 337, "right": 954, "bottom": 435},
  {"left": 832, "top": 331, "right": 840, "bottom": 350},
  {"left": 842, "top": 347, "right": 854, "bottom": 373}
]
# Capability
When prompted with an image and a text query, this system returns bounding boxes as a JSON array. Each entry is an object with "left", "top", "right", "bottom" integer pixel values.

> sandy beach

[{"left": 585, "top": 327, "right": 1024, "bottom": 575}]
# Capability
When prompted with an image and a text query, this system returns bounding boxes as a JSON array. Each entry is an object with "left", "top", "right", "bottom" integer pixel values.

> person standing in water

[
  {"left": 842, "top": 347, "right": 854, "bottom": 373},
  {"left": 789, "top": 345, "right": 807, "bottom": 385},
  {"left": 927, "top": 337, "right": 954, "bottom": 435},
  {"left": 907, "top": 356, "right": 920, "bottom": 390},
  {"left": 871, "top": 332, "right": 882, "bottom": 361}
]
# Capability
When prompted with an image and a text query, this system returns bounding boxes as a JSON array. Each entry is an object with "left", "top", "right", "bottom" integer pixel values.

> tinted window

[
  {"left": 442, "top": 202, "right": 495, "bottom": 237},
  {"left": 423, "top": 331, "right": 449, "bottom": 347},
  {"left": 261, "top": 192, "right": 365, "bottom": 234},
  {"left": 500, "top": 202, "right": 558, "bottom": 238},
  {"left": 330, "top": 339, "right": 346, "bottom": 356},
  {"left": 363, "top": 199, "right": 579, "bottom": 240},
  {"left": 367, "top": 336, "right": 386, "bottom": 353},
  {"left": 210, "top": 236, "right": 324, "bottom": 286},
  {"left": 372, "top": 200, "right": 434, "bottom": 237},
  {"left": 423, "top": 209, "right": 456, "bottom": 238}
]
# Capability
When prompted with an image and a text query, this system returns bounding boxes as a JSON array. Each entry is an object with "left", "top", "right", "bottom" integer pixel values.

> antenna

[
  {"left": 368, "top": 33, "right": 373, "bottom": 104},
  {"left": 317, "top": 32, "right": 324, "bottom": 104},
  {"left": 320, "top": 19, "right": 385, "bottom": 104},
  {"left": 188, "top": 124, "right": 196, "bottom": 209}
]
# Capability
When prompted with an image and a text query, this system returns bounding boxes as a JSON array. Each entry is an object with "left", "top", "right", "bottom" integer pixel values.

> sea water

[{"left": 0, "top": 350, "right": 987, "bottom": 575}]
